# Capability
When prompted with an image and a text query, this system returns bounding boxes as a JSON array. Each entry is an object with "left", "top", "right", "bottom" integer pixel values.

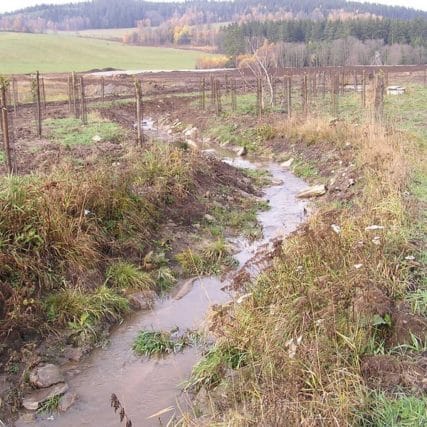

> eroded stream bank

[{"left": 19, "top": 144, "right": 308, "bottom": 427}]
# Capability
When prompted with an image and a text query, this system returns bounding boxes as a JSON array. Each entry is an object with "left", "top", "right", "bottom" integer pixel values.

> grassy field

[
  {"left": 58, "top": 28, "right": 137, "bottom": 40},
  {"left": 0, "top": 32, "right": 211, "bottom": 74},
  {"left": 58, "top": 22, "right": 230, "bottom": 41}
]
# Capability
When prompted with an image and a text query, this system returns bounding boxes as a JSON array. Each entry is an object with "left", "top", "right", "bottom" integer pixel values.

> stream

[{"left": 22, "top": 147, "right": 308, "bottom": 427}]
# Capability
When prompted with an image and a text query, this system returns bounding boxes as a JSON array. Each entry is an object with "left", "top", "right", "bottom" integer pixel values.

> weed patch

[
  {"left": 187, "top": 105, "right": 425, "bottom": 424},
  {"left": 106, "top": 261, "right": 155, "bottom": 291},
  {"left": 45, "top": 286, "right": 129, "bottom": 332},
  {"left": 45, "top": 113, "right": 122, "bottom": 146},
  {"left": 188, "top": 344, "right": 248, "bottom": 391},
  {"left": 133, "top": 329, "right": 189, "bottom": 356},
  {"left": 360, "top": 393, "right": 427, "bottom": 427},
  {"left": 36, "top": 395, "right": 61, "bottom": 414},
  {"left": 176, "top": 238, "right": 236, "bottom": 276}
]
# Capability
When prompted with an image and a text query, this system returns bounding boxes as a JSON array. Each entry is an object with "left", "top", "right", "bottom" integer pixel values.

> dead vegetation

[{"left": 183, "top": 110, "right": 426, "bottom": 424}]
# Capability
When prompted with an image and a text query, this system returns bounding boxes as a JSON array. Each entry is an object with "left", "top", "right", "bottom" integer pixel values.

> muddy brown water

[{"left": 21, "top": 151, "right": 308, "bottom": 427}]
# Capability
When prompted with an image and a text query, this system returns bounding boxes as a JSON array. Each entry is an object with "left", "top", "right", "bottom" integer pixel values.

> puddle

[{"left": 23, "top": 147, "right": 308, "bottom": 427}]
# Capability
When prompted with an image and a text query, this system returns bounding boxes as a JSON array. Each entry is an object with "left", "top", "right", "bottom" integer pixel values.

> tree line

[
  {"left": 219, "top": 18, "right": 427, "bottom": 66},
  {"left": 1, "top": 0, "right": 426, "bottom": 32}
]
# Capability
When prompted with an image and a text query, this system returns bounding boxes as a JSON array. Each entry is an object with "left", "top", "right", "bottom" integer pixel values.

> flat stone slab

[
  {"left": 297, "top": 184, "right": 327, "bottom": 199},
  {"left": 59, "top": 391, "right": 78, "bottom": 412},
  {"left": 22, "top": 383, "right": 69, "bottom": 411},
  {"left": 30, "top": 364, "right": 64, "bottom": 388}
]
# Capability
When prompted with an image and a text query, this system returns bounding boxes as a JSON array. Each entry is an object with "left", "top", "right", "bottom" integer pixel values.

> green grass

[
  {"left": 44, "top": 114, "right": 122, "bottom": 146},
  {"left": 292, "top": 159, "right": 318, "bottom": 179},
  {"left": 187, "top": 345, "right": 248, "bottom": 391},
  {"left": 0, "top": 32, "right": 213, "bottom": 74},
  {"left": 0, "top": 150, "right": 4, "bottom": 164},
  {"left": 176, "top": 238, "right": 236, "bottom": 276},
  {"left": 106, "top": 261, "right": 155, "bottom": 291},
  {"left": 153, "top": 266, "right": 177, "bottom": 293},
  {"left": 58, "top": 28, "right": 138, "bottom": 40},
  {"left": 133, "top": 330, "right": 188, "bottom": 356},
  {"left": 206, "top": 120, "right": 277, "bottom": 153},
  {"left": 36, "top": 395, "right": 61, "bottom": 414},
  {"left": 206, "top": 199, "right": 269, "bottom": 239},
  {"left": 45, "top": 286, "right": 129, "bottom": 330},
  {"left": 240, "top": 168, "right": 272, "bottom": 187},
  {"left": 360, "top": 393, "right": 427, "bottom": 427}
]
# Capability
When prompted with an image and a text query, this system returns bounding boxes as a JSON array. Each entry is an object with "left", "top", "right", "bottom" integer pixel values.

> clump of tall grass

[
  {"left": 133, "top": 330, "right": 189, "bottom": 356},
  {"left": 0, "top": 144, "right": 204, "bottom": 336},
  {"left": 176, "top": 238, "right": 236, "bottom": 276},
  {"left": 45, "top": 286, "right": 129, "bottom": 327},
  {"left": 106, "top": 261, "right": 155, "bottom": 291}
]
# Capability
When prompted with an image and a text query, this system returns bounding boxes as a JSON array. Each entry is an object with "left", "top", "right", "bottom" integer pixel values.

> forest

[
  {"left": 218, "top": 18, "right": 427, "bottom": 66},
  {"left": 0, "top": 0, "right": 426, "bottom": 32}
]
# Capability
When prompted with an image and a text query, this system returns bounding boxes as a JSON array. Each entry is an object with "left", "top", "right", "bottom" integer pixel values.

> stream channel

[{"left": 24, "top": 141, "right": 308, "bottom": 427}]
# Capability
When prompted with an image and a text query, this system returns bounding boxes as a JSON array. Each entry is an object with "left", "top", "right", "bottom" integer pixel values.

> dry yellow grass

[{"left": 185, "top": 115, "right": 422, "bottom": 425}]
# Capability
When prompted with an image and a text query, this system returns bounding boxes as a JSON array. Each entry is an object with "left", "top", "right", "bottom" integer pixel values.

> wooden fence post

[
  {"left": 373, "top": 72, "right": 385, "bottom": 122},
  {"left": 302, "top": 74, "right": 308, "bottom": 117},
  {"left": 200, "top": 77, "right": 206, "bottom": 110},
  {"left": 11, "top": 77, "right": 18, "bottom": 115},
  {"left": 135, "top": 79, "right": 143, "bottom": 146},
  {"left": 41, "top": 77, "right": 47, "bottom": 113},
  {"left": 0, "top": 82, "right": 13, "bottom": 173},
  {"left": 210, "top": 74, "right": 215, "bottom": 105},
  {"left": 35, "top": 71, "right": 42, "bottom": 137},
  {"left": 215, "top": 79, "right": 222, "bottom": 115},
  {"left": 231, "top": 78, "right": 237, "bottom": 112},
  {"left": 272, "top": 78, "right": 277, "bottom": 107},
  {"left": 80, "top": 76, "right": 87, "bottom": 125},
  {"left": 362, "top": 70, "right": 366, "bottom": 108},
  {"left": 101, "top": 77, "right": 105, "bottom": 103},
  {"left": 287, "top": 75, "right": 292, "bottom": 119},
  {"left": 67, "top": 74, "right": 72, "bottom": 113},
  {"left": 72, "top": 71, "right": 78, "bottom": 118},
  {"left": 331, "top": 73, "right": 338, "bottom": 117}
]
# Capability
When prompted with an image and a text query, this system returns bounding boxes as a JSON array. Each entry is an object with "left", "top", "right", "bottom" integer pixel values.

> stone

[
  {"left": 331, "top": 224, "right": 341, "bottom": 234},
  {"left": 128, "top": 292, "right": 155, "bottom": 311},
  {"left": 22, "top": 383, "right": 69, "bottom": 411},
  {"left": 204, "top": 214, "right": 215, "bottom": 223},
  {"left": 59, "top": 392, "right": 78, "bottom": 412},
  {"left": 281, "top": 158, "right": 294, "bottom": 168},
  {"left": 236, "top": 293, "right": 252, "bottom": 304},
  {"left": 173, "top": 278, "right": 196, "bottom": 300},
  {"left": 184, "top": 127, "right": 198, "bottom": 139},
  {"left": 63, "top": 347, "right": 83, "bottom": 362},
  {"left": 92, "top": 135, "right": 102, "bottom": 143},
  {"left": 365, "top": 225, "right": 384, "bottom": 231},
  {"left": 297, "top": 184, "right": 327, "bottom": 199},
  {"left": 372, "top": 236, "right": 381, "bottom": 245},
  {"left": 237, "top": 146, "right": 247, "bottom": 156},
  {"left": 271, "top": 178, "right": 283, "bottom": 186},
  {"left": 17, "top": 412, "right": 36, "bottom": 423},
  {"left": 29, "top": 364, "right": 64, "bottom": 389},
  {"left": 186, "top": 139, "right": 198, "bottom": 149}
]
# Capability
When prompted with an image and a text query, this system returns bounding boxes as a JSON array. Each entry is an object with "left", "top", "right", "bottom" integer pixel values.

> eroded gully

[{"left": 24, "top": 147, "right": 308, "bottom": 427}]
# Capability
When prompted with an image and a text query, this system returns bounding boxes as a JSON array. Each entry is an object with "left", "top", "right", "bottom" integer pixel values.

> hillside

[
  {"left": 0, "top": 32, "right": 211, "bottom": 74},
  {"left": 0, "top": 0, "right": 426, "bottom": 33}
]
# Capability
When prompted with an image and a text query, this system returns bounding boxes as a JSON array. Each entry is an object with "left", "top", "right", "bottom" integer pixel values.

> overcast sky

[{"left": 0, "top": 0, "right": 426, "bottom": 13}]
